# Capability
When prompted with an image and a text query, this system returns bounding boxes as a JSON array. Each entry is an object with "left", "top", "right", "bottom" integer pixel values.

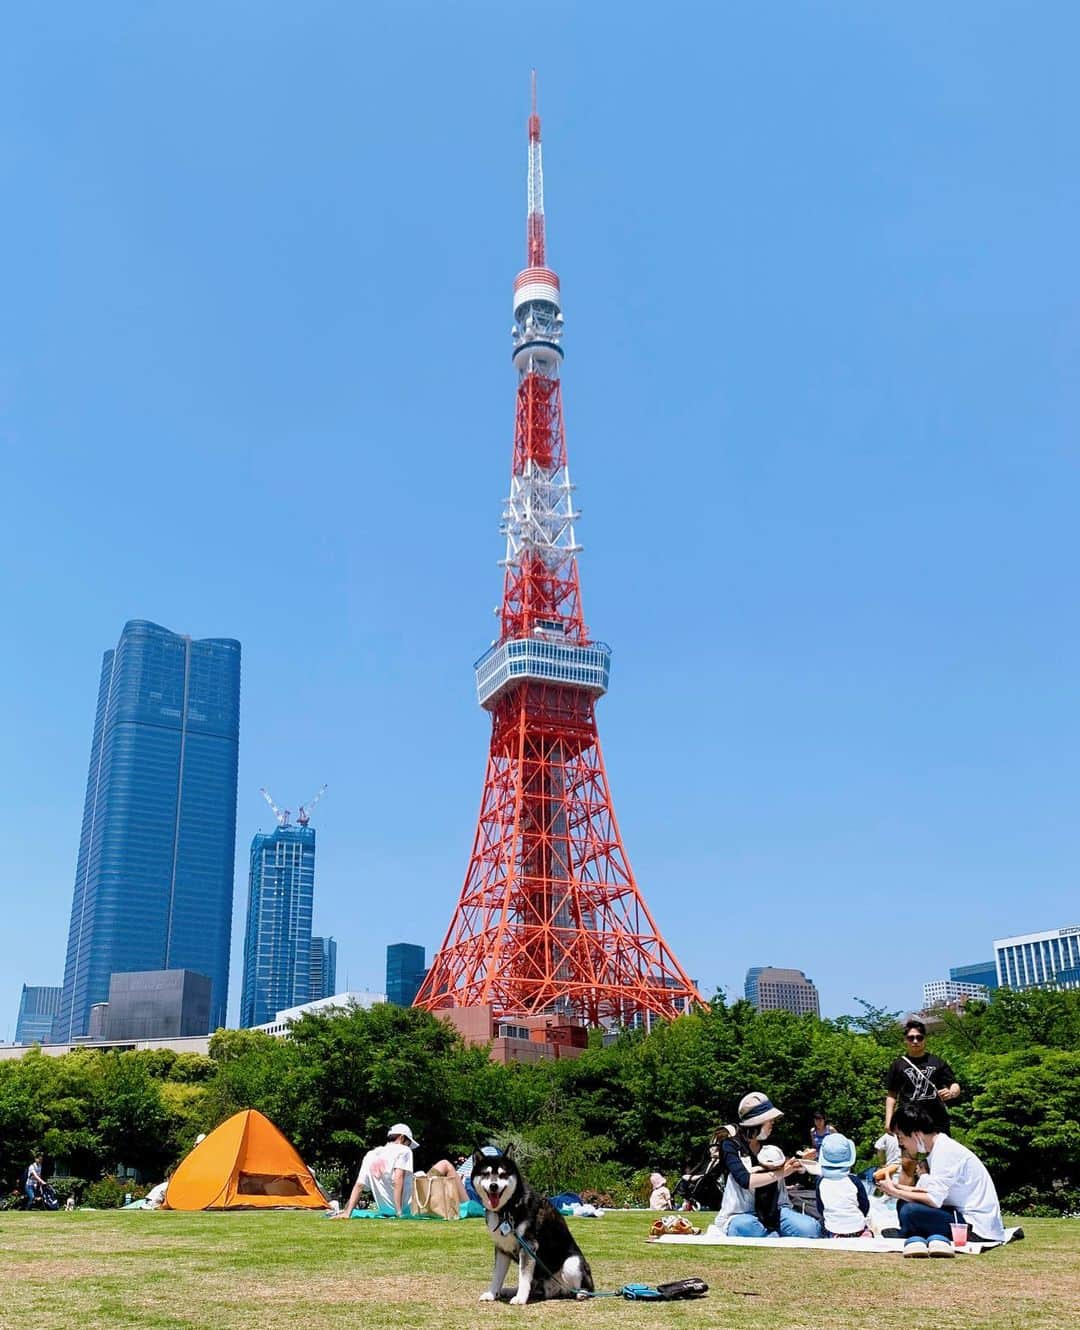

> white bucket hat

[
  {"left": 738, "top": 1092, "right": 784, "bottom": 1128},
  {"left": 388, "top": 1122, "right": 420, "bottom": 1150}
]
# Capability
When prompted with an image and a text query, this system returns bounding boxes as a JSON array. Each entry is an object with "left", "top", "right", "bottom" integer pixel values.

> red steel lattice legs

[{"left": 415, "top": 684, "right": 702, "bottom": 1024}]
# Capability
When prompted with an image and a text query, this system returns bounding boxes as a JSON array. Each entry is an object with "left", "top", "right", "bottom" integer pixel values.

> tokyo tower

[{"left": 414, "top": 78, "right": 703, "bottom": 1026}]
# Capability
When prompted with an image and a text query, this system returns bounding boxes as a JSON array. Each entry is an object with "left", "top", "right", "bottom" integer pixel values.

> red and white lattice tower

[{"left": 414, "top": 77, "right": 703, "bottom": 1026}]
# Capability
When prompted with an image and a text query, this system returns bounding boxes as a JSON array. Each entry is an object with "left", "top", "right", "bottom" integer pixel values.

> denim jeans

[{"left": 728, "top": 1207, "right": 823, "bottom": 1239}]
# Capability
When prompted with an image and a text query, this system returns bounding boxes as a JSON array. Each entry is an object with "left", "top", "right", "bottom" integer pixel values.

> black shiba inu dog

[{"left": 472, "top": 1149, "right": 595, "bottom": 1304}]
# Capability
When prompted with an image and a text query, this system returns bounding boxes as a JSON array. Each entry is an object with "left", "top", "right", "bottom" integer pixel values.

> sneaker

[
  {"left": 928, "top": 1237, "right": 955, "bottom": 1258},
  {"left": 903, "top": 1237, "right": 929, "bottom": 1258}
]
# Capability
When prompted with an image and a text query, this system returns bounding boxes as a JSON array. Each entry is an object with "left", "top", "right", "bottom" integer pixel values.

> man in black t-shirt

[{"left": 884, "top": 1018, "right": 961, "bottom": 1134}]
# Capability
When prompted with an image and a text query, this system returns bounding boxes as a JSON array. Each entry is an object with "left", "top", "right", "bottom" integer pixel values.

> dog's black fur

[{"left": 472, "top": 1149, "right": 594, "bottom": 1304}]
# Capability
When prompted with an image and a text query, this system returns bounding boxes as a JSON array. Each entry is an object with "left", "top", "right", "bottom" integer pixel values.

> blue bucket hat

[{"left": 818, "top": 1133, "right": 857, "bottom": 1178}]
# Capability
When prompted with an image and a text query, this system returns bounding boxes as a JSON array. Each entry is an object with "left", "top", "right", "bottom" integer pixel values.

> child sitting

[
  {"left": 815, "top": 1134, "right": 871, "bottom": 1238},
  {"left": 752, "top": 1144, "right": 788, "bottom": 1233},
  {"left": 648, "top": 1172, "right": 672, "bottom": 1210}
]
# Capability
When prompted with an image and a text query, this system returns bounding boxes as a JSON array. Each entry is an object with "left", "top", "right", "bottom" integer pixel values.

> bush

[
  {"left": 46, "top": 1176, "right": 87, "bottom": 1205},
  {"left": 82, "top": 1176, "right": 148, "bottom": 1209}
]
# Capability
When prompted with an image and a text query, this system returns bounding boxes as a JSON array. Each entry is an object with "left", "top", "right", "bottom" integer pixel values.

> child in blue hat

[{"left": 815, "top": 1134, "right": 871, "bottom": 1238}]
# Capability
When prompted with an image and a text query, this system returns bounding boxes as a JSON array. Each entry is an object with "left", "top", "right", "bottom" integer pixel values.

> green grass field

[{"left": 1, "top": 1210, "right": 1077, "bottom": 1330}]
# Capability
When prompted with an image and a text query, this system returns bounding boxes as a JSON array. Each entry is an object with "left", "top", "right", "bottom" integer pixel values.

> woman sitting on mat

[
  {"left": 877, "top": 1104, "right": 1005, "bottom": 1257},
  {"left": 708, "top": 1092, "right": 822, "bottom": 1239}
]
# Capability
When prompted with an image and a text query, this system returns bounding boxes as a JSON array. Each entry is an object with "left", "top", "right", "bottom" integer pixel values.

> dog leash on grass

[{"left": 509, "top": 1230, "right": 708, "bottom": 1302}]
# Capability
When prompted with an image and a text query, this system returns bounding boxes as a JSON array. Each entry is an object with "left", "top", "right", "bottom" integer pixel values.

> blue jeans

[{"left": 728, "top": 1207, "right": 823, "bottom": 1239}]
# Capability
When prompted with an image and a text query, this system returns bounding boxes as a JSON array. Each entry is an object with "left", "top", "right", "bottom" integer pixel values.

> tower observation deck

[{"left": 414, "top": 78, "right": 702, "bottom": 1027}]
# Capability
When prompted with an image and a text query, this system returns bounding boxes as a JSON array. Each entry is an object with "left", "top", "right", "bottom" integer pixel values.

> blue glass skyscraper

[
  {"left": 309, "top": 935, "right": 337, "bottom": 1002},
  {"left": 240, "top": 824, "right": 316, "bottom": 1027},
  {"left": 386, "top": 943, "right": 427, "bottom": 1007},
  {"left": 58, "top": 620, "right": 241, "bottom": 1040}
]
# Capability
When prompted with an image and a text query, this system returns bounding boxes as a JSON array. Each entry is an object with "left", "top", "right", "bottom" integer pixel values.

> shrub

[{"left": 82, "top": 1176, "right": 148, "bottom": 1209}]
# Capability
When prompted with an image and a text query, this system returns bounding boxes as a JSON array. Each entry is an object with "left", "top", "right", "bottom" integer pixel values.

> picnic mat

[{"left": 651, "top": 1226, "right": 1023, "bottom": 1256}]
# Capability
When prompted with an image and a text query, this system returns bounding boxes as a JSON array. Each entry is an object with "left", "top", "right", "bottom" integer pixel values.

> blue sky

[{"left": 2, "top": 2, "right": 1078, "bottom": 1036}]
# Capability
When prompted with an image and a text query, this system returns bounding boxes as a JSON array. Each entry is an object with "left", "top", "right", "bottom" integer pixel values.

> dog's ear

[
  {"left": 472, "top": 1147, "right": 488, "bottom": 1170},
  {"left": 502, "top": 1141, "right": 514, "bottom": 1159}
]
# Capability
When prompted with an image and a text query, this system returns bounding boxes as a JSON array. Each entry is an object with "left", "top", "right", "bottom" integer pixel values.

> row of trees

[{"left": 2, "top": 988, "right": 1077, "bottom": 1212}]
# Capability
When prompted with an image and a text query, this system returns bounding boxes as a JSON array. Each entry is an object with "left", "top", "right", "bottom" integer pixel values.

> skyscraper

[
  {"left": 386, "top": 943, "right": 426, "bottom": 1007},
  {"left": 15, "top": 985, "right": 62, "bottom": 1044},
  {"left": 994, "top": 925, "right": 1080, "bottom": 990},
  {"left": 309, "top": 935, "right": 337, "bottom": 1002},
  {"left": 240, "top": 823, "right": 316, "bottom": 1027},
  {"left": 58, "top": 620, "right": 241, "bottom": 1040},
  {"left": 744, "top": 966, "right": 820, "bottom": 1017}
]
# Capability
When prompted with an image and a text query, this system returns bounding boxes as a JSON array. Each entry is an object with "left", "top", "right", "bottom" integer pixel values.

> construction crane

[
  {"left": 259, "top": 787, "right": 290, "bottom": 827},
  {"left": 297, "top": 784, "right": 327, "bottom": 827}
]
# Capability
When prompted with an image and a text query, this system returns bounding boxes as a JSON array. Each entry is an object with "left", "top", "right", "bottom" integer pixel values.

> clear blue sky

[{"left": 3, "top": 2, "right": 1078, "bottom": 1036}]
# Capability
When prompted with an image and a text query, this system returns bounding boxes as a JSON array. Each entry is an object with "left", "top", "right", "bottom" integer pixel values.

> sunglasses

[{"left": 905, "top": 1034, "right": 925, "bottom": 1042}]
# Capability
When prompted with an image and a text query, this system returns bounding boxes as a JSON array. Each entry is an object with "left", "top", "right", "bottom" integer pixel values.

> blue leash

[{"left": 509, "top": 1228, "right": 664, "bottom": 1300}]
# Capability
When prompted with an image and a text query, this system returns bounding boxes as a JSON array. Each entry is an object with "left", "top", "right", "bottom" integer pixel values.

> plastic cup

[{"left": 950, "top": 1223, "right": 968, "bottom": 1247}]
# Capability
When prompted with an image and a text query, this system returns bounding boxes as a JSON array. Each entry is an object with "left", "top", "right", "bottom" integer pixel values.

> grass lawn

[{"left": 1, "top": 1210, "right": 1077, "bottom": 1330}]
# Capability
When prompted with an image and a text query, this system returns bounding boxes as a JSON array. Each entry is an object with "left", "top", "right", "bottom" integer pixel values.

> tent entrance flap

[{"left": 236, "top": 1172, "right": 308, "bottom": 1197}]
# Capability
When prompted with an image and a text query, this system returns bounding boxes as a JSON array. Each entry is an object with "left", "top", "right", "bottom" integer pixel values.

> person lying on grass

[{"left": 876, "top": 1104, "right": 1005, "bottom": 1258}]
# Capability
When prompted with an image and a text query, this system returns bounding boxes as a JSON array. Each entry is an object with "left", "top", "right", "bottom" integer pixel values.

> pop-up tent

[{"left": 164, "top": 1109, "right": 327, "bottom": 1210}]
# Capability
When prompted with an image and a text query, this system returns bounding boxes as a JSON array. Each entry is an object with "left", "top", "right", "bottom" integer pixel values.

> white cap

[{"left": 388, "top": 1123, "right": 420, "bottom": 1150}]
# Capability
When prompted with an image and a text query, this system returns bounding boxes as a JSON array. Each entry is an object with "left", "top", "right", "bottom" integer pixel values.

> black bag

[{"left": 656, "top": 1278, "right": 709, "bottom": 1300}]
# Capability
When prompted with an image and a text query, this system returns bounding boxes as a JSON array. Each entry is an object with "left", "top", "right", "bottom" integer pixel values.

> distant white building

[
  {"left": 994, "top": 925, "right": 1080, "bottom": 991},
  {"left": 253, "top": 990, "right": 385, "bottom": 1038},
  {"left": 922, "top": 979, "right": 990, "bottom": 1009}
]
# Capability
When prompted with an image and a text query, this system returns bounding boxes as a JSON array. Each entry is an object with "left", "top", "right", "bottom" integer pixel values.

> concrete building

[
  {"left": 922, "top": 978, "right": 991, "bottom": 1009},
  {"left": 439, "top": 1005, "right": 589, "bottom": 1064},
  {"left": 100, "top": 970, "right": 213, "bottom": 1041},
  {"left": 14, "top": 985, "right": 62, "bottom": 1044},
  {"left": 994, "top": 925, "right": 1080, "bottom": 991},
  {"left": 252, "top": 991, "right": 384, "bottom": 1038},
  {"left": 745, "top": 966, "right": 820, "bottom": 1017}
]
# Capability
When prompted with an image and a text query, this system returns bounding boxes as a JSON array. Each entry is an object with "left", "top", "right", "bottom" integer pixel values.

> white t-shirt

[
  {"left": 917, "top": 1134, "right": 1004, "bottom": 1242},
  {"left": 818, "top": 1176, "right": 866, "bottom": 1235},
  {"left": 875, "top": 1133, "right": 901, "bottom": 1168},
  {"left": 144, "top": 1181, "right": 169, "bottom": 1210},
  {"left": 358, "top": 1142, "right": 414, "bottom": 1215}
]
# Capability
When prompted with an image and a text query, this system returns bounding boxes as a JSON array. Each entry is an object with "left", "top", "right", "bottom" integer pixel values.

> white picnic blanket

[{"left": 651, "top": 1227, "right": 1023, "bottom": 1256}]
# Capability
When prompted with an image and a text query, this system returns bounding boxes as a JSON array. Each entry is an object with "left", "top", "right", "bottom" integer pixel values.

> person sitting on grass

[
  {"left": 814, "top": 1134, "right": 871, "bottom": 1238},
  {"left": 709, "top": 1092, "right": 822, "bottom": 1238},
  {"left": 876, "top": 1104, "right": 1005, "bottom": 1258},
  {"left": 648, "top": 1172, "right": 672, "bottom": 1210},
  {"left": 335, "top": 1123, "right": 467, "bottom": 1218}
]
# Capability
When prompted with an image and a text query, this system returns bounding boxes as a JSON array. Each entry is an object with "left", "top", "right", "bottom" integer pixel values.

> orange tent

[{"left": 164, "top": 1109, "right": 328, "bottom": 1210}]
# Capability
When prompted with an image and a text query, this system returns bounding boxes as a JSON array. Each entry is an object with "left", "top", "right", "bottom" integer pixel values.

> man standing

[{"left": 884, "top": 1019, "right": 961, "bottom": 1133}]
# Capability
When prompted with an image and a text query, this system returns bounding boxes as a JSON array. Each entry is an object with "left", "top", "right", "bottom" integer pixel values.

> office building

[
  {"left": 386, "top": 943, "right": 427, "bottom": 1007},
  {"left": 102, "top": 969, "right": 212, "bottom": 1040},
  {"left": 994, "top": 925, "right": 1080, "bottom": 991},
  {"left": 309, "top": 936, "right": 337, "bottom": 1002},
  {"left": 240, "top": 823, "right": 316, "bottom": 1027},
  {"left": 744, "top": 966, "right": 820, "bottom": 1017},
  {"left": 950, "top": 961, "right": 998, "bottom": 991},
  {"left": 58, "top": 620, "right": 241, "bottom": 1040},
  {"left": 253, "top": 990, "right": 384, "bottom": 1038},
  {"left": 922, "top": 979, "right": 990, "bottom": 1009},
  {"left": 14, "top": 985, "right": 62, "bottom": 1044}
]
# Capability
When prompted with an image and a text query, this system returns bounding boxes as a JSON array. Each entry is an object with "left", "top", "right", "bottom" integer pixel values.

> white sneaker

[
  {"left": 903, "top": 1237, "right": 929, "bottom": 1258},
  {"left": 928, "top": 1237, "right": 955, "bottom": 1258}
]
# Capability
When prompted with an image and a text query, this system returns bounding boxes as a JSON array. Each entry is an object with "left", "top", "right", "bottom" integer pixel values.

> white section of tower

[
  {"left": 500, "top": 461, "right": 582, "bottom": 573},
  {"left": 528, "top": 132, "right": 544, "bottom": 222}
]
